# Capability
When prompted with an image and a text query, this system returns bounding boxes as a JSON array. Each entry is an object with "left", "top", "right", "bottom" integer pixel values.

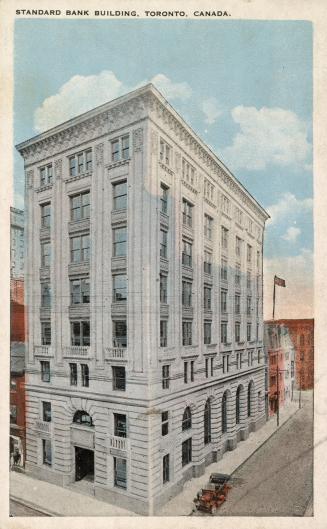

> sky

[{"left": 13, "top": 19, "right": 313, "bottom": 319}]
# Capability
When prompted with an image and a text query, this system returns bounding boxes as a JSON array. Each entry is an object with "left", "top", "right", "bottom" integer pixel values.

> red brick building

[
  {"left": 11, "top": 279, "right": 25, "bottom": 342},
  {"left": 277, "top": 319, "right": 314, "bottom": 390}
]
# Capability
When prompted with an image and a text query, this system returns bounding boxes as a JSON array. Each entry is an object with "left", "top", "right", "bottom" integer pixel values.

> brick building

[{"left": 10, "top": 343, "right": 26, "bottom": 466}]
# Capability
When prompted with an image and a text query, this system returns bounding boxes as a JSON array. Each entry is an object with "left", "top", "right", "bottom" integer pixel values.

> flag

[{"left": 274, "top": 276, "right": 286, "bottom": 287}]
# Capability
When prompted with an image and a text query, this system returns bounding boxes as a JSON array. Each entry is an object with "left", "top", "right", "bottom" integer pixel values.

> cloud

[
  {"left": 201, "top": 97, "right": 222, "bottom": 125},
  {"left": 267, "top": 192, "right": 313, "bottom": 225},
  {"left": 263, "top": 249, "right": 313, "bottom": 319},
  {"left": 281, "top": 226, "right": 301, "bottom": 242},
  {"left": 34, "top": 71, "right": 192, "bottom": 133},
  {"left": 222, "top": 105, "right": 312, "bottom": 171}
]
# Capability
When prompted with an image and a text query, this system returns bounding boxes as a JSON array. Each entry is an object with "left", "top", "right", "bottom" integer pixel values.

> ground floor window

[
  {"left": 42, "top": 439, "right": 52, "bottom": 466},
  {"left": 114, "top": 457, "right": 127, "bottom": 489},
  {"left": 182, "top": 437, "right": 192, "bottom": 467},
  {"left": 163, "top": 453, "right": 170, "bottom": 483}
]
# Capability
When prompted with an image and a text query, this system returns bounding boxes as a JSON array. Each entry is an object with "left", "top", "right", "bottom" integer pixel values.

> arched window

[
  {"left": 222, "top": 392, "right": 228, "bottom": 434},
  {"left": 204, "top": 399, "right": 211, "bottom": 445},
  {"left": 182, "top": 407, "right": 192, "bottom": 431},
  {"left": 73, "top": 410, "right": 93, "bottom": 427},
  {"left": 247, "top": 383, "right": 252, "bottom": 417},
  {"left": 236, "top": 386, "right": 242, "bottom": 424}
]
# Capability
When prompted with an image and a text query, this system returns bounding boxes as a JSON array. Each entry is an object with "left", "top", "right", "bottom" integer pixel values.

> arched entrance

[{"left": 72, "top": 410, "right": 94, "bottom": 482}]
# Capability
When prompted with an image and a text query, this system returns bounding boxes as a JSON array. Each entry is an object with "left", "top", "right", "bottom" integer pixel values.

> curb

[{"left": 10, "top": 495, "right": 60, "bottom": 517}]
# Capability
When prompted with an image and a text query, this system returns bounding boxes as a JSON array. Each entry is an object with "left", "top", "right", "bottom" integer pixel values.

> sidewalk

[{"left": 10, "top": 398, "right": 305, "bottom": 517}]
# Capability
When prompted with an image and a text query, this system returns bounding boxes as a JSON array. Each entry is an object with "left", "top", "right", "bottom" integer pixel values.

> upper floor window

[
  {"left": 41, "top": 321, "right": 51, "bottom": 345},
  {"left": 113, "top": 227, "right": 127, "bottom": 257},
  {"left": 247, "top": 271, "right": 252, "bottom": 290},
  {"left": 159, "top": 139, "right": 171, "bottom": 166},
  {"left": 204, "top": 214, "right": 213, "bottom": 240},
  {"left": 41, "top": 203, "right": 51, "bottom": 228},
  {"left": 221, "top": 322, "right": 227, "bottom": 344},
  {"left": 40, "top": 164, "right": 53, "bottom": 186},
  {"left": 204, "top": 250, "right": 212, "bottom": 275},
  {"left": 235, "top": 294, "right": 240, "bottom": 315},
  {"left": 41, "top": 282, "right": 51, "bottom": 307},
  {"left": 160, "top": 320, "right": 167, "bottom": 347},
  {"left": 222, "top": 354, "right": 230, "bottom": 374},
  {"left": 235, "top": 264, "right": 241, "bottom": 286},
  {"left": 182, "top": 407, "right": 192, "bottom": 431},
  {"left": 114, "top": 413, "right": 127, "bottom": 438},
  {"left": 221, "top": 258, "right": 228, "bottom": 281},
  {"left": 71, "top": 277, "right": 90, "bottom": 304},
  {"left": 162, "top": 365, "right": 170, "bottom": 389},
  {"left": 41, "top": 241, "right": 51, "bottom": 267},
  {"left": 160, "top": 229, "right": 167, "bottom": 259},
  {"left": 112, "top": 366, "right": 126, "bottom": 391},
  {"left": 111, "top": 135, "right": 130, "bottom": 162},
  {"left": 182, "top": 281, "right": 192, "bottom": 307},
  {"left": 236, "top": 236, "right": 242, "bottom": 258},
  {"left": 182, "top": 321, "right": 192, "bottom": 346},
  {"left": 204, "top": 322, "right": 211, "bottom": 345},
  {"left": 247, "top": 217, "right": 253, "bottom": 234},
  {"left": 69, "top": 363, "right": 78, "bottom": 386},
  {"left": 43, "top": 439, "right": 52, "bottom": 466},
  {"left": 221, "top": 289, "right": 227, "bottom": 314},
  {"left": 182, "top": 158, "right": 195, "bottom": 185},
  {"left": 69, "top": 149, "right": 92, "bottom": 176},
  {"left": 113, "top": 275, "right": 127, "bottom": 302},
  {"left": 235, "top": 322, "right": 241, "bottom": 343},
  {"left": 113, "top": 320, "right": 127, "bottom": 348},
  {"left": 247, "top": 296, "right": 252, "bottom": 316},
  {"left": 41, "top": 360, "right": 50, "bottom": 382},
  {"left": 182, "top": 240, "right": 192, "bottom": 267},
  {"left": 222, "top": 195, "right": 230, "bottom": 215},
  {"left": 182, "top": 199, "right": 193, "bottom": 228},
  {"left": 71, "top": 191, "right": 90, "bottom": 221},
  {"left": 221, "top": 226, "right": 228, "bottom": 250},
  {"left": 160, "top": 183, "right": 169, "bottom": 214},
  {"left": 235, "top": 206, "right": 243, "bottom": 225},
  {"left": 247, "top": 322, "right": 252, "bottom": 342},
  {"left": 162, "top": 411, "right": 169, "bottom": 436},
  {"left": 247, "top": 244, "right": 252, "bottom": 264},
  {"left": 71, "top": 321, "right": 90, "bottom": 346},
  {"left": 113, "top": 181, "right": 127, "bottom": 210},
  {"left": 71, "top": 234, "right": 90, "bottom": 263},
  {"left": 204, "top": 178, "right": 214, "bottom": 201},
  {"left": 81, "top": 364, "right": 89, "bottom": 387},
  {"left": 160, "top": 274, "right": 167, "bottom": 304},
  {"left": 204, "top": 286, "right": 211, "bottom": 310},
  {"left": 42, "top": 401, "right": 51, "bottom": 422}
]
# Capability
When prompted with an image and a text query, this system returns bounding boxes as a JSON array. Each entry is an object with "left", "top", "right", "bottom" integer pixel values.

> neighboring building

[
  {"left": 16, "top": 84, "right": 269, "bottom": 514},
  {"left": 277, "top": 319, "right": 314, "bottom": 390},
  {"left": 11, "top": 278, "right": 25, "bottom": 342},
  {"left": 10, "top": 343, "right": 26, "bottom": 467},
  {"left": 10, "top": 207, "right": 24, "bottom": 278},
  {"left": 264, "top": 322, "right": 296, "bottom": 416}
]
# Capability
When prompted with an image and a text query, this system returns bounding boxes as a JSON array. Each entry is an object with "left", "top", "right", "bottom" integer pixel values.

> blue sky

[{"left": 14, "top": 19, "right": 313, "bottom": 317}]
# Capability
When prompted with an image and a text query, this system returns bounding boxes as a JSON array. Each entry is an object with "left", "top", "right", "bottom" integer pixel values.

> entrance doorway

[{"left": 75, "top": 446, "right": 94, "bottom": 482}]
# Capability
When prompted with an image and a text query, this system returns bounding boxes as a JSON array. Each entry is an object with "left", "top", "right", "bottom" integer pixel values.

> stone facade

[
  {"left": 16, "top": 84, "right": 269, "bottom": 515},
  {"left": 11, "top": 207, "right": 24, "bottom": 279}
]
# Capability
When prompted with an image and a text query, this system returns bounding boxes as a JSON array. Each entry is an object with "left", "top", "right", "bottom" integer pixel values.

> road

[{"left": 10, "top": 499, "right": 50, "bottom": 517}]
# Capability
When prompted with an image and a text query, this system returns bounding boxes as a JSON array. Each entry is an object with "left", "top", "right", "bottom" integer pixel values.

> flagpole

[{"left": 272, "top": 276, "right": 276, "bottom": 320}]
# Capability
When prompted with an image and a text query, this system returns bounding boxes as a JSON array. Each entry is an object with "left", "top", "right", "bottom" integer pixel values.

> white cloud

[
  {"left": 281, "top": 226, "right": 301, "bottom": 242},
  {"left": 34, "top": 71, "right": 192, "bottom": 133},
  {"left": 263, "top": 249, "right": 313, "bottom": 319},
  {"left": 201, "top": 97, "right": 222, "bottom": 125},
  {"left": 222, "top": 105, "right": 311, "bottom": 171},
  {"left": 267, "top": 192, "right": 313, "bottom": 225}
]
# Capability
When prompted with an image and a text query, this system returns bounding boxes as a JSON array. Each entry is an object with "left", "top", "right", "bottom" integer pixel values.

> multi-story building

[
  {"left": 10, "top": 342, "right": 26, "bottom": 467},
  {"left": 10, "top": 207, "right": 24, "bottom": 278},
  {"left": 16, "top": 84, "right": 269, "bottom": 514}
]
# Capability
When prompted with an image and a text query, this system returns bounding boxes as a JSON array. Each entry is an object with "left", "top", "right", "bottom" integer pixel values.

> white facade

[
  {"left": 10, "top": 207, "right": 24, "bottom": 278},
  {"left": 17, "top": 84, "right": 269, "bottom": 515}
]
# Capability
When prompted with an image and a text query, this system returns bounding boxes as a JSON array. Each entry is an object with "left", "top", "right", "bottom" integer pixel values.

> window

[
  {"left": 70, "top": 278, "right": 90, "bottom": 304},
  {"left": 204, "top": 251, "right": 212, "bottom": 275},
  {"left": 204, "top": 400, "right": 211, "bottom": 445},
  {"left": 114, "top": 414, "right": 127, "bottom": 438},
  {"left": 248, "top": 350, "right": 254, "bottom": 366},
  {"left": 182, "top": 438, "right": 192, "bottom": 467},
  {"left": 113, "top": 275, "right": 127, "bottom": 302},
  {"left": 10, "top": 405, "right": 17, "bottom": 424},
  {"left": 42, "top": 402, "right": 51, "bottom": 422},
  {"left": 235, "top": 264, "right": 241, "bottom": 286},
  {"left": 163, "top": 454, "right": 170, "bottom": 483},
  {"left": 69, "top": 150, "right": 92, "bottom": 176},
  {"left": 70, "top": 234, "right": 90, "bottom": 263},
  {"left": 40, "top": 164, "right": 53, "bottom": 186},
  {"left": 41, "top": 203, "right": 51, "bottom": 228},
  {"left": 222, "top": 355, "right": 229, "bottom": 374},
  {"left": 204, "top": 287, "right": 211, "bottom": 310},
  {"left": 221, "top": 289, "right": 227, "bottom": 314},
  {"left": 247, "top": 323, "right": 252, "bottom": 342},
  {"left": 221, "top": 322, "right": 227, "bottom": 344},
  {"left": 70, "top": 363, "right": 77, "bottom": 386},
  {"left": 222, "top": 392, "right": 228, "bottom": 433},
  {"left": 235, "top": 236, "right": 242, "bottom": 258},
  {"left": 205, "top": 358, "right": 209, "bottom": 378},
  {"left": 162, "top": 365, "right": 170, "bottom": 389},
  {"left": 160, "top": 274, "right": 167, "bottom": 303},
  {"left": 161, "top": 412, "right": 169, "bottom": 436},
  {"left": 190, "top": 361, "right": 194, "bottom": 382},
  {"left": 41, "top": 322, "right": 51, "bottom": 345},
  {"left": 235, "top": 322, "right": 241, "bottom": 343},
  {"left": 160, "top": 229, "right": 167, "bottom": 258},
  {"left": 204, "top": 322, "right": 211, "bottom": 345},
  {"left": 111, "top": 136, "right": 130, "bottom": 162},
  {"left": 235, "top": 206, "right": 243, "bottom": 226},
  {"left": 41, "top": 283, "right": 51, "bottom": 307},
  {"left": 114, "top": 457, "right": 127, "bottom": 489},
  {"left": 81, "top": 364, "right": 89, "bottom": 387},
  {"left": 222, "top": 195, "right": 230, "bottom": 215},
  {"left": 247, "top": 296, "right": 252, "bottom": 316},
  {"left": 247, "top": 244, "right": 252, "bottom": 264},
  {"left": 160, "top": 183, "right": 169, "bottom": 214},
  {"left": 182, "top": 281, "right": 192, "bottom": 306},
  {"left": 184, "top": 362, "right": 188, "bottom": 383},
  {"left": 73, "top": 410, "right": 93, "bottom": 426},
  {"left": 113, "top": 181, "right": 127, "bottom": 210},
  {"left": 221, "top": 226, "right": 228, "bottom": 250},
  {"left": 42, "top": 439, "right": 52, "bottom": 466},
  {"left": 204, "top": 178, "right": 214, "bottom": 200},
  {"left": 182, "top": 199, "right": 193, "bottom": 227},
  {"left": 112, "top": 366, "right": 126, "bottom": 391},
  {"left": 236, "top": 352, "right": 243, "bottom": 369},
  {"left": 182, "top": 240, "right": 192, "bottom": 267},
  {"left": 247, "top": 384, "right": 252, "bottom": 417},
  {"left": 236, "top": 387, "right": 241, "bottom": 424},
  {"left": 182, "top": 407, "right": 192, "bottom": 431},
  {"left": 247, "top": 271, "right": 252, "bottom": 290},
  {"left": 235, "top": 294, "right": 240, "bottom": 315},
  {"left": 182, "top": 158, "right": 195, "bottom": 185},
  {"left": 70, "top": 191, "right": 90, "bottom": 221},
  {"left": 221, "top": 258, "right": 228, "bottom": 281},
  {"left": 113, "top": 321, "right": 127, "bottom": 347},
  {"left": 71, "top": 321, "right": 90, "bottom": 346},
  {"left": 204, "top": 214, "right": 213, "bottom": 240},
  {"left": 113, "top": 227, "right": 127, "bottom": 257},
  {"left": 159, "top": 139, "right": 171, "bottom": 166},
  {"left": 211, "top": 357, "right": 214, "bottom": 376},
  {"left": 160, "top": 320, "right": 167, "bottom": 347},
  {"left": 41, "top": 241, "right": 51, "bottom": 267},
  {"left": 182, "top": 321, "right": 192, "bottom": 346},
  {"left": 41, "top": 361, "right": 50, "bottom": 382}
]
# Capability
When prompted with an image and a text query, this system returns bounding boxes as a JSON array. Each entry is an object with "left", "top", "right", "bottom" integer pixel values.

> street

[
  {"left": 10, "top": 499, "right": 49, "bottom": 517},
  {"left": 208, "top": 400, "right": 313, "bottom": 516}
]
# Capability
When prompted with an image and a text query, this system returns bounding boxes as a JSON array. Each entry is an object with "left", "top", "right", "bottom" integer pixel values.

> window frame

[
  {"left": 40, "top": 360, "right": 50, "bottom": 383},
  {"left": 112, "top": 366, "right": 126, "bottom": 391},
  {"left": 112, "top": 180, "right": 127, "bottom": 210}
]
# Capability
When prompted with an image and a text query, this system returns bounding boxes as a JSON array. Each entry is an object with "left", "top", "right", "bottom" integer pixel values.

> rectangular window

[
  {"left": 41, "top": 283, "right": 51, "bottom": 307},
  {"left": 160, "top": 320, "right": 167, "bottom": 347},
  {"left": 235, "top": 294, "right": 240, "bottom": 315},
  {"left": 204, "top": 214, "right": 213, "bottom": 240},
  {"left": 113, "top": 321, "right": 127, "bottom": 347},
  {"left": 182, "top": 240, "right": 192, "bottom": 267},
  {"left": 235, "top": 322, "right": 241, "bottom": 343},
  {"left": 221, "top": 289, "right": 227, "bottom": 314},
  {"left": 41, "top": 322, "right": 51, "bottom": 345},
  {"left": 205, "top": 358, "right": 209, "bottom": 378},
  {"left": 160, "top": 274, "right": 167, "bottom": 303},
  {"left": 70, "top": 278, "right": 90, "bottom": 304},
  {"left": 71, "top": 234, "right": 90, "bottom": 263},
  {"left": 221, "top": 226, "right": 228, "bottom": 250},
  {"left": 69, "top": 150, "right": 92, "bottom": 176},
  {"left": 247, "top": 244, "right": 252, "bottom": 264},
  {"left": 247, "top": 271, "right": 252, "bottom": 290},
  {"left": 221, "top": 258, "right": 228, "bottom": 281},
  {"left": 235, "top": 264, "right": 241, "bottom": 286},
  {"left": 184, "top": 362, "right": 188, "bottom": 383},
  {"left": 160, "top": 229, "right": 167, "bottom": 258},
  {"left": 182, "top": 321, "right": 192, "bottom": 346},
  {"left": 247, "top": 296, "right": 252, "bottom": 316},
  {"left": 41, "top": 361, "right": 50, "bottom": 382},
  {"left": 114, "top": 414, "right": 127, "bottom": 438},
  {"left": 223, "top": 355, "right": 229, "bottom": 374},
  {"left": 182, "top": 158, "right": 195, "bottom": 184},
  {"left": 160, "top": 139, "right": 171, "bottom": 166},
  {"left": 204, "top": 287, "right": 211, "bottom": 310},
  {"left": 114, "top": 457, "right": 127, "bottom": 489},
  {"left": 236, "top": 236, "right": 242, "bottom": 258},
  {"left": 182, "top": 281, "right": 192, "bottom": 307},
  {"left": 221, "top": 322, "right": 227, "bottom": 344},
  {"left": 182, "top": 199, "right": 193, "bottom": 227},
  {"left": 247, "top": 323, "right": 252, "bottom": 342},
  {"left": 160, "top": 184, "right": 169, "bottom": 214},
  {"left": 190, "top": 361, "right": 194, "bottom": 382},
  {"left": 121, "top": 135, "right": 130, "bottom": 160},
  {"left": 40, "top": 164, "right": 53, "bottom": 186},
  {"left": 81, "top": 364, "right": 89, "bottom": 387},
  {"left": 161, "top": 411, "right": 169, "bottom": 436},
  {"left": 42, "top": 439, "right": 52, "bottom": 466},
  {"left": 41, "top": 241, "right": 51, "bottom": 267},
  {"left": 162, "top": 365, "right": 170, "bottom": 389},
  {"left": 10, "top": 405, "right": 17, "bottom": 424},
  {"left": 70, "top": 363, "right": 77, "bottom": 386},
  {"left": 71, "top": 191, "right": 90, "bottom": 221},
  {"left": 112, "top": 366, "right": 126, "bottom": 391},
  {"left": 204, "top": 251, "right": 212, "bottom": 275},
  {"left": 42, "top": 402, "right": 51, "bottom": 422},
  {"left": 163, "top": 454, "right": 170, "bottom": 483},
  {"left": 113, "top": 275, "right": 127, "bottom": 302},
  {"left": 113, "top": 227, "right": 127, "bottom": 257},
  {"left": 71, "top": 321, "right": 90, "bottom": 346},
  {"left": 111, "top": 139, "right": 120, "bottom": 162},
  {"left": 113, "top": 181, "right": 127, "bottom": 210},
  {"left": 210, "top": 357, "right": 214, "bottom": 376},
  {"left": 182, "top": 438, "right": 192, "bottom": 467},
  {"left": 41, "top": 203, "right": 51, "bottom": 228},
  {"left": 204, "top": 322, "right": 211, "bottom": 345},
  {"left": 222, "top": 195, "right": 230, "bottom": 215}
]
